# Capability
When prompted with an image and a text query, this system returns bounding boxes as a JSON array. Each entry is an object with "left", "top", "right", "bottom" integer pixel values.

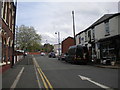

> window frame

[{"left": 104, "top": 20, "right": 110, "bottom": 36}]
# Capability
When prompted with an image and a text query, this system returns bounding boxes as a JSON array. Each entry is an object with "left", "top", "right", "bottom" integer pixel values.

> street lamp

[{"left": 55, "top": 32, "right": 60, "bottom": 56}]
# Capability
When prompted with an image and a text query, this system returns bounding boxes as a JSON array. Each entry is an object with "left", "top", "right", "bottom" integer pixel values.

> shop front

[{"left": 99, "top": 35, "right": 120, "bottom": 64}]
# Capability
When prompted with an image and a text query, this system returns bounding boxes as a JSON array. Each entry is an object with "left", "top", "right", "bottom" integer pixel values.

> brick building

[
  {"left": 0, "top": 0, "right": 17, "bottom": 72},
  {"left": 62, "top": 37, "right": 74, "bottom": 54}
]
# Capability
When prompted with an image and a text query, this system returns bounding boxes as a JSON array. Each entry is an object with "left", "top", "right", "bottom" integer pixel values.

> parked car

[
  {"left": 48, "top": 52, "right": 56, "bottom": 58},
  {"left": 65, "top": 45, "right": 89, "bottom": 64},
  {"left": 58, "top": 53, "right": 67, "bottom": 60},
  {"left": 41, "top": 52, "right": 46, "bottom": 56}
]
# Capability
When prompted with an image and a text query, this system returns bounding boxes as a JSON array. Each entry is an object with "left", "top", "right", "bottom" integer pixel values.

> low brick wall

[{"left": 28, "top": 52, "right": 40, "bottom": 55}]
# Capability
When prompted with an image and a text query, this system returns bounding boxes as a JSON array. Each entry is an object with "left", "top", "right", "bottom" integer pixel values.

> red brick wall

[
  {"left": 1, "top": 2, "right": 16, "bottom": 72},
  {"left": 62, "top": 37, "right": 74, "bottom": 54}
]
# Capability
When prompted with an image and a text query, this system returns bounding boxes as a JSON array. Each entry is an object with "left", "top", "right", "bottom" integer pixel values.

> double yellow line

[{"left": 33, "top": 57, "right": 53, "bottom": 90}]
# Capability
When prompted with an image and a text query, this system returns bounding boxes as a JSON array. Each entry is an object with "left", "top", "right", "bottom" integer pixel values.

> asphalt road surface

[
  {"left": 33, "top": 55, "right": 118, "bottom": 89},
  {"left": 2, "top": 55, "right": 119, "bottom": 89}
]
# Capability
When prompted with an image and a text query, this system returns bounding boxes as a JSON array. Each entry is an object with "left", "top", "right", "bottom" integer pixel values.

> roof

[
  {"left": 85, "top": 14, "right": 113, "bottom": 31},
  {"left": 62, "top": 36, "right": 74, "bottom": 42},
  {"left": 77, "top": 13, "right": 120, "bottom": 34},
  {"left": 76, "top": 30, "right": 85, "bottom": 36}
]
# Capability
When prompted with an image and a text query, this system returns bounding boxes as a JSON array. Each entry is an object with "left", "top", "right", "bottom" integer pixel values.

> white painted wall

[
  {"left": 76, "top": 32, "right": 86, "bottom": 46},
  {"left": 95, "top": 16, "right": 119, "bottom": 41},
  {"left": 76, "top": 35, "right": 80, "bottom": 45},
  {"left": 109, "top": 16, "right": 119, "bottom": 37},
  {"left": 118, "top": 15, "right": 120, "bottom": 34},
  {"left": 94, "top": 15, "right": 119, "bottom": 59},
  {"left": 95, "top": 23, "right": 105, "bottom": 41},
  {"left": 80, "top": 32, "right": 85, "bottom": 46}
]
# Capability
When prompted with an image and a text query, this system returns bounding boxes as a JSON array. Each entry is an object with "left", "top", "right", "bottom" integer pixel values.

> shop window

[{"left": 101, "top": 42, "right": 115, "bottom": 61}]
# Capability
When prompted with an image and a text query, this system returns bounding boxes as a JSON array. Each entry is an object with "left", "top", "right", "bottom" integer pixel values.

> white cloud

[{"left": 17, "top": 2, "right": 118, "bottom": 45}]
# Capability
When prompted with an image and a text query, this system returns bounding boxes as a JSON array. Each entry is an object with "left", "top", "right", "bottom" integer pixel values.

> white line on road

[
  {"left": 34, "top": 64, "right": 42, "bottom": 88},
  {"left": 78, "top": 75, "right": 114, "bottom": 90},
  {"left": 11, "top": 67, "right": 24, "bottom": 89}
]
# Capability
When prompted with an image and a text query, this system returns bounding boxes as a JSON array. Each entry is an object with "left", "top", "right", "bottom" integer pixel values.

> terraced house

[
  {"left": 76, "top": 13, "right": 120, "bottom": 64},
  {"left": 0, "top": 0, "right": 17, "bottom": 72}
]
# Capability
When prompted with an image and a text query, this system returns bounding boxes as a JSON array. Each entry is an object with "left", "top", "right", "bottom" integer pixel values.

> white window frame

[
  {"left": 85, "top": 32, "right": 87, "bottom": 42},
  {"left": 1, "top": 1, "right": 4, "bottom": 19},
  {"left": 5, "top": 2, "right": 8, "bottom": 23},
  {"left": 7, "top": 37, "right": 10, "bottom": 46},
  {"left": 9, "top": 11, "right": 11, "bottom": 27},
  {"left": 10, "top": 40, "right": 13, "bottom": 47},
  {"left": 12, "top": 17, "right": 14, "bottom": 33},
  {"left": 87, "top": 30, "right": 91, "bottom": 42},
  {"left": 104, "top": 21, "right": 110, "bottom": 35},
  {"left": 92, "top": 27, "right": 95, "bottom": 40}
]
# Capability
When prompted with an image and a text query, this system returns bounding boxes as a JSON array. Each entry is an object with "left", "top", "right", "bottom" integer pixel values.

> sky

[{"left": 16, "top": 0, "right": 119, "bottom": 45}]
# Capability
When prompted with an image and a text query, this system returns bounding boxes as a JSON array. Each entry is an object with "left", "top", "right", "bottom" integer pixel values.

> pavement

[
  {"left": 94, "top": 64, "right": 120, "bottom": 69},
  {"left": 2, "top": 55, "right": 39, "bottom": 89},
  {"left": 88, "top": 62, "right": 120, "bottom": 69}
]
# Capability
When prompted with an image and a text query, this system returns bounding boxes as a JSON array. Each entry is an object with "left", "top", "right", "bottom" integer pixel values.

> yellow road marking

[
  {"left": 38, "top": 67, "right": 53, "bottom": 89},
  {"left": 33, "top": 57, "right": 53, "bottom": 90},
  {"left": 37, "top": 68, "right": 49, "bottom": 89}
]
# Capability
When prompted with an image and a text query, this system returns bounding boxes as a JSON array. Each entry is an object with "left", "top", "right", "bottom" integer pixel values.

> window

[
  {"left": 85, "top": 32, "right": 87, "bottom": 42},
  {"left": 79, "top": 36, "right": 81, "bottom": 44},
  {"left": 9, "top": 11, "right": 11, "bottom": 28},
  {"left": 12, "top": 10, "right": 15, "bottom": 32},
  {"left": 1, "top": 1, "right": 4, "bottom": 19},
  {"left": 92, "top": 27, "right": 95, "bottom": 40},
  {"left": 104, "top": 21, "right": 110, "bottom": 36},
  {"left": 88, "top": 30, "right": 91, "bottom": 42},
  {"left": 3, "top": 1, "right": 6, "bottom": 19},
  {"left": 5, "top": 2, "right": 8, "bottom": 22}
]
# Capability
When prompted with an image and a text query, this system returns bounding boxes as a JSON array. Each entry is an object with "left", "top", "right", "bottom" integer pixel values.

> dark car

[
  {"left": 65, "top": 45, "right": 89, "bottom": 64},
  {"left": 48, "top": 52, "right": 56, "bottom": 58}
]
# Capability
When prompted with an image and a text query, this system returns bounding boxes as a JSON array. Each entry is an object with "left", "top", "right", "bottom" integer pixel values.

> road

[
  {"left": 2, "top": 55, "right": 119, "bottom": 89},
  {"left": 33, "top": 55, "right": 118, "bottom": 89}
]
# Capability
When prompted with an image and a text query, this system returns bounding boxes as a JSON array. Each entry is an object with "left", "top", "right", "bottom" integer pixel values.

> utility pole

[
  {"left": 72, "top": 11, "right": 76, "bottom": 45},
  {"left": 55, "top": 32, "right": 60, "bottom": 56}
]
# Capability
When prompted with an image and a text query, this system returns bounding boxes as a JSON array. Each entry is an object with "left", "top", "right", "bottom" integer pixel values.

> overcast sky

[{"left": 16, "top": 0, "right": 119, "bottom": 45}]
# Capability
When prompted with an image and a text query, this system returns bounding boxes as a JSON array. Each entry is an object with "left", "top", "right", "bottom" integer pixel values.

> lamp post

[
  {"left": 72, "top": 10, "right": 76, "bottom": 45},
  {"left": 55, "top": 32, "right": 60, "bottom": 56}
]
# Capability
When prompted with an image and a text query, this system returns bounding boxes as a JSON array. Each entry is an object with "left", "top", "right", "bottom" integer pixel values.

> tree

[
  {"left": 43, "top": 43, "right": 54, "bottom": 53},
  {"left": 16, "top": 25, "right": 41, "bottom": 52}
]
